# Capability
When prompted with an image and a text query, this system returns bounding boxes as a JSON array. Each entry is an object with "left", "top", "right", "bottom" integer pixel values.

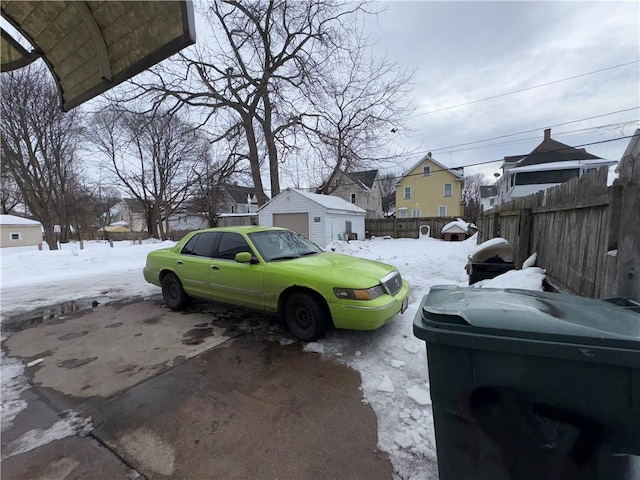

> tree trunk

[{"left": 243, "top": 117, "right": 269, "bottom": 205}]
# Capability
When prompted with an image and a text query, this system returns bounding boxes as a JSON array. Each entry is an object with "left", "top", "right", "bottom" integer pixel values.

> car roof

[{"left": 196, "top": 226, "right": 288, "bottom": 234}]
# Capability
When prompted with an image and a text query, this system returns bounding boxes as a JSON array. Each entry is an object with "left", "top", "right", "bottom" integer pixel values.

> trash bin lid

[
  {"left": 469, "top": 237, "right": 513, "bottom": 263},
  {"left": 414, "top": 286, "right": 640, "bottom": 364}
]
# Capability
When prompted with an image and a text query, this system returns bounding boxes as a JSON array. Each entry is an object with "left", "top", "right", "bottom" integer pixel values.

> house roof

[
  {"left": 294, "top": 189, "right": 366, "bottom": 213},
  {"left": 1, "top": 1, "right": 195, "bottom": 111},
  {"left": 0, "top": 214, "right": 41, "bottom": 226},
  {"left": 397, "top": 153, "right": 464, "bottom": 185},
  {"left": 260, "top": 188, "right": 366, "bottom": 214},
  {"left": 345, "top": 170, "right": 378, "bottom": 190},
  {"left": 508, "top": 160, "right": 616, "bottom": 173},
  {"left": 480, "top": 185, "right": 497, "bottom": 198},
  {"left": 122, "top": 198, "right": 145, "bottom": 214},
  {"left": 220, "top": 184, "right": 259, "bottom": 204},
  {"left": 505, "top": 129, "right": 601, "bottom": 169}
]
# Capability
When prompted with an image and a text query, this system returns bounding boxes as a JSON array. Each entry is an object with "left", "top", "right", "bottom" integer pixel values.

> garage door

[{"left": 273, "top": 213, "right": 309, "bottom": 238}]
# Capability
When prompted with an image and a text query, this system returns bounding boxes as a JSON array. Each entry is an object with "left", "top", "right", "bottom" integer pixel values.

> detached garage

[
  {"left": 258, "top": 188, "right": 366, "bottom": 248},
  {"left": 0, "top": 215, "right": 43, "bottom": 248}
]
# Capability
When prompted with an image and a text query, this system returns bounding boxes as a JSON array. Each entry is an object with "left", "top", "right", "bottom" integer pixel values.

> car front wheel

[
  {"left": 284, "top": 293, "right": 330, "bottom": 342},
  {"left": 161, "top": 272, "right": 189, "bottom": 310}
]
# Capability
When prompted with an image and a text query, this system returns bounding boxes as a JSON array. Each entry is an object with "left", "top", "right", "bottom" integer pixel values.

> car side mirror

[{"left": 235, "top": 252, "right": 254, "bottom": 263}]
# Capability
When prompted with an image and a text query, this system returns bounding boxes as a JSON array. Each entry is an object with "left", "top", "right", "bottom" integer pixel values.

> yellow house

[{"left": 395, "top": 153, "right": 464, "bottom": 218}]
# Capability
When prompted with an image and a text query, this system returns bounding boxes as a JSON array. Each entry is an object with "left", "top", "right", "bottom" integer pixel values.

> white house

[
  {"left": 258, "top": 188, "right": 366, "bottom": 248},
  {"left": 496, "top": 129, "right": 616, "bottom": 205},
  {"left": 0, "top": 214, "right": 43, "bottom": 248}
]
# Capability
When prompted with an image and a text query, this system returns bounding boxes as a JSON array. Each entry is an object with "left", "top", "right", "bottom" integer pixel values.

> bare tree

[
  {"left": 189, "top": 140, "right": 250, "bottom": 227},
  {"left": 305, "top": 30, "right": 414, "bottom": 194},
  {"left": 462, "top": 172, "right": 492, "bottom": 223},
  {"left": 87, "top": 109, "right": 205, "bottom": 239},
  {"left": 1, "top": 64, "right": 85, "bottom": 249},
  {"left": 0, "top": 157, "right": 22, "bottom": 214},
  {"left": 379, "top": 171, "right": 400, "bottom": 216},
  {"left": 123, "top": 1, "right": 376, "bottom": 204}
]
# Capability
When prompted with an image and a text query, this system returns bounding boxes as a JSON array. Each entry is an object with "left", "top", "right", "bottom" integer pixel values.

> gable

[
  {"left": 398, "top": 156, "right": 463, "bottom": 185},
  {"left": 345, "top": 170, "right": 379, "bottom": 190}
]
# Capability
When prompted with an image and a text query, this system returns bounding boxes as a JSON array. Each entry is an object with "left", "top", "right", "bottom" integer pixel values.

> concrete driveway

[{"left": 1, "top": 298, "right": 393, "bottom": 479}]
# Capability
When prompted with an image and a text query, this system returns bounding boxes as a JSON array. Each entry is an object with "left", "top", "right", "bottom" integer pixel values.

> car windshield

[{"left": 248, "top": 230, "right": 323, "bottom": 262}]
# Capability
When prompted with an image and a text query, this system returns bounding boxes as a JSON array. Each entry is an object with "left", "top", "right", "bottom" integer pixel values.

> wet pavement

[{"left": 1, "top": 297, "right": 393, "bottom": 479}]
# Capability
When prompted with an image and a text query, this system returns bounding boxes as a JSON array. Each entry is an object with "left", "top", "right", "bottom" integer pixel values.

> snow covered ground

[{"left": 0, "top": 235, "right": 545, "bottom": 478}]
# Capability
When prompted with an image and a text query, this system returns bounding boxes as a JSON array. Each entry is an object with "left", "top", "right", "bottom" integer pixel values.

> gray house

[
  {"left": 258, "top": 188, "right": 366, "bottom": 248},
  {"left": 214, "top": 184, "right": 260, "bottom": 214},
  {"left": 327, "top": 170, "right": 383, "bottom": 218}
]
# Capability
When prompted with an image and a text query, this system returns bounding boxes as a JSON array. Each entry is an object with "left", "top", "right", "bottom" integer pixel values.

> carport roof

[{"left": 1, "top": 1, "right": 195, "bottom": 111}]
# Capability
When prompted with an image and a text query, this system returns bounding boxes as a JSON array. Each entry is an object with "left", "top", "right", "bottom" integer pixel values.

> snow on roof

[
  {"left": 441, "top": 218, "right": 470, "bottom": 233},
  {"left": 291, "top": 189, "right": 366, "bottom": 214},
  {"left": 507, "top": 159, "right": 616, "bottom": 173},
  {"left": 0, "top": 215, "right": 42, "bottom": 226}
]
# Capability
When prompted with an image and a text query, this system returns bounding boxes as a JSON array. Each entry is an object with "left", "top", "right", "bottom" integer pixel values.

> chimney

[{"left": 544, "top": 128, "right": 551, "bottom": 140}]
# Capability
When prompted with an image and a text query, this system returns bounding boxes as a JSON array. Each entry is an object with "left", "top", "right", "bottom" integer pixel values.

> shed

[
  {"left": 258, "top": 188, "right": 366, "bottom": 248},
  {"left": 0, "top": 214, "right": 43, "bottom": 248}
]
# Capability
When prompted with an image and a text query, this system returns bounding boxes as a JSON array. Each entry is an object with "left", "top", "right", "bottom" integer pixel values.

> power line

[
  {"left": 412, "top": 60, "right": 640, "bottom": 117},
  {"left": 443, "top": 120, "right": 639, "bottom": 155},
  {"left": 426, "top": 107, "right": 639, "bottom": 154},
  {"left": 289, "top": 133, "right": 638, "bottom": 192},
  {"left": 388, "top": 133, "right": 639, "bottom": 183}
]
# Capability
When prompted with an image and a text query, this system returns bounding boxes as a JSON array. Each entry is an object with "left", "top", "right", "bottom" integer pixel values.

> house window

[
  {"left": 398, "top": 208, "right": 408, "bottom": 219},
  {"left": 412, "top": 210, "right": 422, "bottom": 218},
  {"left": 350, "top": 193, "right": 356, "bottom": 204},
  {"left": 403, "top": 186, "right": 412, "bottom": 199},
  {"left": 10, "top": 232, "right": 21, "bottom": 241},
  {"left": 443, "top": 183, "right": 453, "bottom": 197},
  {"left": 439, "top": 206, "right": 447, "bottom": 217},
  {"left": 231, "top": 205, "right": 235, "bottom": 213},
  {"left": 422, "top": 166, "right": 431, "bottom": 177},
  {"left": 345, "top": 221, "right": 352, "bottom": 234}
]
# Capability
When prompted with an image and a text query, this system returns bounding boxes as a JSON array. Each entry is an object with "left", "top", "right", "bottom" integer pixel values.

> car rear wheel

[
  {"left": 162, "top": 272, "right": 189, "bottom": 310},
  {"left": 284, "top": 293, "right": 330, "bottom": 342}
]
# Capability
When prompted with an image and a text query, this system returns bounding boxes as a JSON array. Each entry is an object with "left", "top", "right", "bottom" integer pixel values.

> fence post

[
  {"left": 492, "top": 212, "right": 500, "bottom": 238},
  {"left": 614, "top": 158, "right": 640, "bottom": 300},
  {"left": 515, "top": 208, "right": 533, "bottom": 268}
]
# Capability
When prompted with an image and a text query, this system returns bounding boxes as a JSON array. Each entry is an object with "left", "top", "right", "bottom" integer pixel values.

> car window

[
  {"left": 181, "top": 232, "right": 218, "bottom": 257},
  {"left": 249, "top": 230, "right": 322, "bottom": 262},
  {"left": 214, "top": 232, "right": 253, "bottom": 261}
]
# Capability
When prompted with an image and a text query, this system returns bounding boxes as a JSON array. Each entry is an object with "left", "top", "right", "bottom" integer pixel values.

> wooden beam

[{"left": 72, "top": 1, "right": 112, "bottom": 82}]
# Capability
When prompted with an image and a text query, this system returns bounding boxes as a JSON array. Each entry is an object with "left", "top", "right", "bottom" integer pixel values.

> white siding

[
  {"left": 258, "top": 189, "right": 366, "bottom": 248},
  {"left": 326, "top": 213, "right": 365, "bottom": 245}
]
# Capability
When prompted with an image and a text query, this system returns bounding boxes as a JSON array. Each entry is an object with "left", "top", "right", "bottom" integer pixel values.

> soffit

[{"left": 1, "top": 1, "right": 195, "bottom": 111}]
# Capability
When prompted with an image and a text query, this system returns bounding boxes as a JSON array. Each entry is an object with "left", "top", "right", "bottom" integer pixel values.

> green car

[{"left": 143, "top": 226, "right": 410, "bottom": 341}]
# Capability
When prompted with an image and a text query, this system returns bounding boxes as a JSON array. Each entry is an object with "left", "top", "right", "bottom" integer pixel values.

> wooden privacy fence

[
  {"left": 365, "top": 217, "right": 465, "bottom": 240},
  {"left": 477, "top": 161, "right": 639, "bottom": 300}
]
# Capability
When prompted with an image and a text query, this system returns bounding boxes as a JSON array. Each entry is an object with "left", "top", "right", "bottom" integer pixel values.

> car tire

[
  {"left": 162, "top": 272, "right": 189, "bottom": 310},
  {"left": 284, "top": 293, "right": 330, "bottom": 342}
]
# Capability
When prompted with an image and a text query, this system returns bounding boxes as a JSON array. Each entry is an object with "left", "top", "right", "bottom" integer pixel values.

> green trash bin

[{"left": 413, "top": 285, "right": 640, "bottom": 480}]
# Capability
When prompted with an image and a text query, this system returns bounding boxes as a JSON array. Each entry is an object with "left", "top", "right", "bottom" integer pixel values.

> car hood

[{"left": 269, "top": 251, "right": 398, "bottom": 287}]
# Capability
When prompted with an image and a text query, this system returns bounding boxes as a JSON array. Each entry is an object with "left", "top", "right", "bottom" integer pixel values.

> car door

[
  {"left": 209, "top": 232, "right": 265, "bottom": 310},
  {"left": 174, "top": 232, "right": 219, "bottom": 299}
]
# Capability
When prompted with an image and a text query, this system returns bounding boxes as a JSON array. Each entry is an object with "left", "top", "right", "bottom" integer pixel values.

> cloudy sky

[{"left": 364, "top": 1, "right": 639, "bottom": 179}]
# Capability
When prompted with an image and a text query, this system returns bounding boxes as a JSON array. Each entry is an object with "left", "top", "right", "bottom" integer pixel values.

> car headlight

[{"left": 334, "top": 285, "right": 385, "bottom": 301}]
